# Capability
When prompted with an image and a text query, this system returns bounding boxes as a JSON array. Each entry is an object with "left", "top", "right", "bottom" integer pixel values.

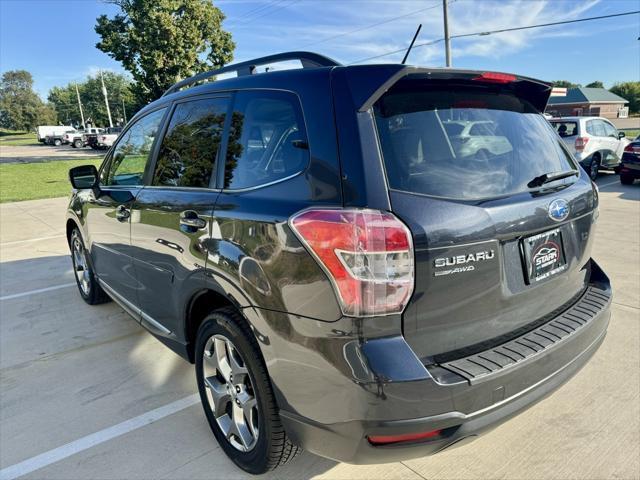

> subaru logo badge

[{"left": 548, "top": 199, "right": 569, "bottom": 222}]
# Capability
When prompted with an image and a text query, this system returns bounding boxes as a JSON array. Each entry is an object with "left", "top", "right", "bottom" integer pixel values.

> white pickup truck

[
  {"left": 64, "top": 128, "right": 105, "bottom": 148},
  {"left": 91, "top": 127, "right": 123, "bottom": 149}
]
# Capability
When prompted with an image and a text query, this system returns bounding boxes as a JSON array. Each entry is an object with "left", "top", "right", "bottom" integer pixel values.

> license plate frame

[{"left": 522, "top": 228, "right": 567, "bottom": 283}]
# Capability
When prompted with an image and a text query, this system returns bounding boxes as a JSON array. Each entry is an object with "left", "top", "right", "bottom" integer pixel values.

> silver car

[{"left": 550, "top": 116, "right": 628, "bottom": 180}]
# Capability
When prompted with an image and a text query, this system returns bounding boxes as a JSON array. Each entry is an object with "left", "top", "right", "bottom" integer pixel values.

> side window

[
  {"left": 153, "top": 97, "right": 228, "bottom": 188},
  {"left": 102, "top": 108, "right": 166, "bottom": 186},
  {"left": 586, "top": 121, "right": 595, "bottom": 135},
  {"left": 592, "top": 120, "right": 607, "bottom": 137},
  {"left": 224, "top": 90, "right": 309, "bottom": 190},
  {"left": 602, "top": 121, "right": 617, "bottom": 138}
]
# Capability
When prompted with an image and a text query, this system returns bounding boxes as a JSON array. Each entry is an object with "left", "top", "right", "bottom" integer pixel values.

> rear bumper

[{"left": 278, "top": 260, "right": 611, "bottom": 464}]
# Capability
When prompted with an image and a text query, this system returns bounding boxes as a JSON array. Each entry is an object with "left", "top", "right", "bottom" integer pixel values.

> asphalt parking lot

[
  {"left": 0, "top": 174, "right": 638, "bottom": 480},
  {"left": 0, "top": 144, "right": 102, "bottom": 164}
]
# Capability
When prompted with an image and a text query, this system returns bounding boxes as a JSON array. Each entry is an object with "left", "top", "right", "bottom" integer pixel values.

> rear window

[
  {"left": 374, "top": 85, "right": 576, "bottom": 200},
  {"left": 550, "top": 121, "right": 578, "bottom": 137}
]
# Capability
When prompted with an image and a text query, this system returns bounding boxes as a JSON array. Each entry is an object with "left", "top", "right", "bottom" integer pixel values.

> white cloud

[{"left": 229, "top": 0, "right": 606, "bottom": 65}]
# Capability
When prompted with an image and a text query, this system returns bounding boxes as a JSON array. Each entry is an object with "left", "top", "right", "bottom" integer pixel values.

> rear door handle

[
  {"left": 115, "top": 205, "right": 130, "bottom": 221},
  {"left": 180, "top": 210, "right": 207, "bottom": 230}
]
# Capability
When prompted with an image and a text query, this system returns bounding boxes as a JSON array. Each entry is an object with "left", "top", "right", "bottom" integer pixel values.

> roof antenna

[{"left": 401, "top": 24, "right": 422, "bottom": 65}]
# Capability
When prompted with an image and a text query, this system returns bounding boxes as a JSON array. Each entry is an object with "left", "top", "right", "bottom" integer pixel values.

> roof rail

[{"left": 162, "top": 51, "right": 340, "bottom": 97}]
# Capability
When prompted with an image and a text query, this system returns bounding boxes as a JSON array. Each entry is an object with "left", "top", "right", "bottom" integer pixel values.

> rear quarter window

[{"left": 551, "top": 121, "right": 578, "bottom": 137}]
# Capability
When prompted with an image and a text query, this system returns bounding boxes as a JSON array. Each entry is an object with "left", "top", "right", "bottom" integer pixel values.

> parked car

[
  {"left": 45, "top": 129, "right": 77, "bottom": 146},
  {"left": 443, "top": 120, "right": 513, "bottom": 157},
  {"left": 619, "top": 140, "right": 640, "bottom": 185},
  {"left": 549, "top": 116, "right": 628, "bottom": 180},
  {"left": 91, "top": 126, "right": 122, "bottom": 149},
  {"left": 66, "top": 53, "right": 611, "bottom": 474},
  {"left": 65, "top": 128, "right": 105, "bottom": 148},
  {"left": 36, "top": 125, "right": 73, "bottom": 143}
]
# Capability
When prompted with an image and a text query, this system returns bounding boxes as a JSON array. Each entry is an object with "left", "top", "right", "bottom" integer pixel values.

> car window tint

[
  {"left": 153, "top": 97, "right": 228, "bottom": 188},
  {"left": 586, "top": 121, "right": 595, "bottom": 135},
  {"left": 551, "top": 121, "right": 578, "bottom": 137},
  {"left": 223, "top": 90, "right": 308, "bottom": 190},
  {"left": 102, "top": 108, "right": 166, "bottom": 186}
]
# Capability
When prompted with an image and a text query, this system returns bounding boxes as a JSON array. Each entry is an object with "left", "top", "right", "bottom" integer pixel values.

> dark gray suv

[{"left": 66, "top": 52, "right": 612, "bottom": 474}]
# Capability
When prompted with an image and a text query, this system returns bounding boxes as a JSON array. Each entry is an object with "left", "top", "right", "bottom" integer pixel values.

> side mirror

[
  {"left": 69, "top": 164, "right": 99, "bottom": 189},
  {"left": 618, "top": 131, "right": 626, "bottom": 139}
]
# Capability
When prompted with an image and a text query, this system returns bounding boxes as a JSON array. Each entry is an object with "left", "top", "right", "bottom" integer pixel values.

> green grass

[
  {"left": 0, "top": 130, "right": 39, "bottom": 146},
  {"left": 0, "top": 158, "right": 102, "bottom": 203},
  {"left": 621, "top": 129, "right": 639, "bottom": 140}
]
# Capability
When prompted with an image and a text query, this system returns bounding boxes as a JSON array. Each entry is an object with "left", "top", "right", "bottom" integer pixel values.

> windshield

[{"left": 374, "top": 86, "right": 576, "bottom": 200}]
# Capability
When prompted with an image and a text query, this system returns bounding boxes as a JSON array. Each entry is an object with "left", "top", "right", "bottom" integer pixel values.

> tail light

[
  {"left": 624, "top": 143, "right": 640, "bottom": 154},
  {"left": 289, "top": 209, "right": 414, "bottom": 317},
  {"left": 575, "top": 137, "right": 589, "bottom": 152}
]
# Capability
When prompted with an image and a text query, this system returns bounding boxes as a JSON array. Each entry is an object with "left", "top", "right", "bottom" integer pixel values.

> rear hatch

[{"left": 371, "top": 73, "right": 598, "bottom": 361}]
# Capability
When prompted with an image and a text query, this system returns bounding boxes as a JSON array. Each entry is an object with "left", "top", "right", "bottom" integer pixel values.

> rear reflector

[
  {"left": 575, "top": 136, "right": 589, "bottom": 152},
  {"left": 368, "top": 429, "right": 442, "bottom": 445},
  {"left": 289, "top": 209, "right": 414, "bottom": 317},
  {"left": 472, "top": 72, "right": 517, "bottom": 84}
]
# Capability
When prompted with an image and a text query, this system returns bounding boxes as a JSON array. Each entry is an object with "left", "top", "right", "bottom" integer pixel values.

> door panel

[
  {"left": 131, "top": 189, "right": 218, "bottom": 335},
  {"left": 87, "top": 107, "right": 167, "bottom": 306},
  {"left": 130, "top": 96, "right": 228, "bottom": 336}
]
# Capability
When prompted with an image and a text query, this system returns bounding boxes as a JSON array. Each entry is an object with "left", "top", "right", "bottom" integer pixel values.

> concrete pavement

[
  {"left": 0, "top": 144, "right": 102, "bottom": 164},
  {"left": 0, "top": 174, "right": 638, "bottom": 479}
]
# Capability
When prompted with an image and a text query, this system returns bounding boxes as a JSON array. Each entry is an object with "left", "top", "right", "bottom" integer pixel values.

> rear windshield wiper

[{"left": 527, "top": 170, "right": 579, "bottom": 188}]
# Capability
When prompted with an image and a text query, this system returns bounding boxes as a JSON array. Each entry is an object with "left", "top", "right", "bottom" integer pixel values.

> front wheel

[
  {"left": 620, "top": 174, "right": 634, "bottom": 185},
  {"left": 73, "top": 139, "right": 83, "bottom": 148},
  {"left": 195, "top": 308, "right": 300, "bottom": 474},
  {"left": 70, "top": 228, "right": 110, "bottom": 305}
]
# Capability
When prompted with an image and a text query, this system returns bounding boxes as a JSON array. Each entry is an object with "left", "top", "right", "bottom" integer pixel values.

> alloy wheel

[
  {"left": 202, "top": 334, "right": 259, "bottom": 452},
  {"left": 72, "top": 235, "right": 91, "bottom": 296}
]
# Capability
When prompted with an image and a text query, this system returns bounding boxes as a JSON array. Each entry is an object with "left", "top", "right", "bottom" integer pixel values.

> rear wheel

[
  {"left": 73, "top": 139, "right": 83, "bottom": 148},
  {"left": 589, "top": 154, "right": 601, "bottom": 181},
  {"left": 620, "top": 173, "right": 634, "bottom": 185},
  {"left": 53, "top": 138, "right": 62, "bottom": 146},
  {"left": 195, "top": 307, "right": 300, "bottom": 474},
  {"left": 70, "top": 228, "right": 110, "bottom": 305}
]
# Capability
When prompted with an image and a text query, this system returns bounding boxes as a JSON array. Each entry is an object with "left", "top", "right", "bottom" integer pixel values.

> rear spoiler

[{"left": 339, "top": 65, "right": 553, "bottom": 113}]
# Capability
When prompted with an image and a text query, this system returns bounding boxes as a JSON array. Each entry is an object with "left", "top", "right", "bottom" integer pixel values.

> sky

[{"left": 0, "top": 0, "right": 638, "bottom": 100}]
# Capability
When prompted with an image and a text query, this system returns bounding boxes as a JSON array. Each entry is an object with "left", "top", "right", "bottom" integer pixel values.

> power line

[
  {"left": 300, "top": 1, "right": 447, "bottom": 48},
  {"left": 349, "top": 10, "right": 640, "bottom": 64},
  {"left": 232, "top": 0, "right": 299, "bottom": 26},
  {"left": 226, "top": 0, "right": 287, "bottom": 27}
]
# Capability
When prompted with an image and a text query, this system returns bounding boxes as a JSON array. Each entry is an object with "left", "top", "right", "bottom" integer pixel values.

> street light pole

[
  {"left": 443, "top": 0, "right": 452, "bottom": 67},
  {"left": 75, "top": 83, "right": 85, "bottom": 129},
  {"left": 100, "top": 70, "right": 114, "bottom": 128}
]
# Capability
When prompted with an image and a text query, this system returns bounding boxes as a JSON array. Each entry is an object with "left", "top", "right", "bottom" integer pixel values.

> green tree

[
  {"left": 48, "top": 72, "right": 138, "bottom": 128},
  {"left": 585, "top": 81, "right": 604, "bottom": 89},
  {"left": 95, "top": 0, "right": 234, "bottom": 104},
  {"left": 610, "top": 82, "right": 640, "bottom": 114},
  {"left": 0, "top": 70, "right": 55, "bottom": 131},
  {"left": 552, "top": 80, "right": 581, "bottom": 89}
]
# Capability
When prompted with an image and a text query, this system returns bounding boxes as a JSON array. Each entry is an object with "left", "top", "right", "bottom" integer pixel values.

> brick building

[{"left": 545, "top": 87, "right": 628, "bottom": 119}]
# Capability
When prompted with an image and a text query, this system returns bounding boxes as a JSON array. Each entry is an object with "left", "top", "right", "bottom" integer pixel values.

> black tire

[
  {"left": 589, "top": 154, "right": 600, "bottom": 181},
  {"left": 53, "top": 138, "right": 62, "bottom": 146},
  {"left": 69, "top": 228, "right": 110, "bottom": 305},
  {"left": 620, "top": 174, "right": 634, "bottom": 185},
  {"left": 73, "top": 139, "right": 83, "bottom": 148},
  {"left": 195, "top": 307, "right": 301, "bottom": 474}
]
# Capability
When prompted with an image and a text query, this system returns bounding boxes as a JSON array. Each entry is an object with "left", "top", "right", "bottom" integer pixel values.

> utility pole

[
  {"left": 75, "top": 83, "right": 85, "bottom": 129},
  {"left": 122, "top": 98, "right": 127, "bottom": 124},
  {"left": 443, "top": 0, "right": 452, "bottom": 67},
  {"left": 100, "top": 70, "right": 114, "bottom": 128}
]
